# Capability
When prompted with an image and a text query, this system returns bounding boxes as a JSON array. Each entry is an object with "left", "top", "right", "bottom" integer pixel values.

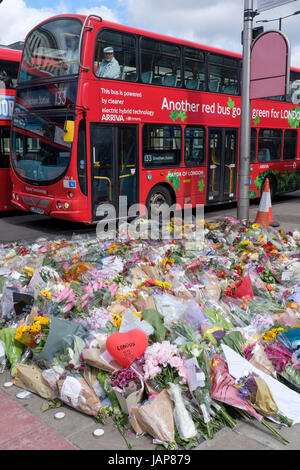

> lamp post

[{"left": 256, "top": 10, "right": 300, "bottom": 30}]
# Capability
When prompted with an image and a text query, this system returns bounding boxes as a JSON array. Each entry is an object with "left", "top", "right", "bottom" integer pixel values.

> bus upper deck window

[{"left": 94, "top": 29, "right": 136, "bottom": 82}]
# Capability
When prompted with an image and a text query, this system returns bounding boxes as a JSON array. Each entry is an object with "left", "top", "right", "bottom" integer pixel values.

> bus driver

[{"left": 96, "top": 47, "right": 121, "bottom": 79}]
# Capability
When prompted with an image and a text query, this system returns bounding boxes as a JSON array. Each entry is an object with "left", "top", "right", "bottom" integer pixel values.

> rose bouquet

[{"left": 15, "top": 315, "right": 50, "bottom": 352}]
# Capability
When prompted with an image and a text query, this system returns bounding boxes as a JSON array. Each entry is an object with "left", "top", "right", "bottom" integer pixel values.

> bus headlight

[
  {"left": 63, "top": 202, "right": 69, "bottom": 209},
  {"left": 15, "top": 194, "right": 19, "bottom": 201},
  {"left": 57, "top": 201, "right": 62, "bottom": 209},
  {"left": 68, "top": 191, "right": 74, "bottom": 198},
  {"left": 12, "top": 193, "right": 15, "bottom": 199}
]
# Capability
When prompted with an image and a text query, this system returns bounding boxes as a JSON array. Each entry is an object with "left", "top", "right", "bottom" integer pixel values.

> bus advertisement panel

[{"left": 9, "top": 15, "right": 300, "bottom": 223}]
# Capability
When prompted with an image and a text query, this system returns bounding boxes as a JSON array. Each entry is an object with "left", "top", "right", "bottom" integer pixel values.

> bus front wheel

[{"left": 146, "top": 185, "right": 173, "bottom": 218}]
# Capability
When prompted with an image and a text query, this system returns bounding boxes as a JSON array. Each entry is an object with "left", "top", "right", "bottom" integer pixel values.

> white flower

[
  {"left": 293, "top": 231, "right": 300, "bottom": 240},
  {"left": 191, "top": 347, "right": 200, "bottom": 357}
]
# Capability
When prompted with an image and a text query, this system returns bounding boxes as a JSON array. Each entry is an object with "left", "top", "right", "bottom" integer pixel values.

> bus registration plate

[{"left": 30, "top": 206, "right": 45, "bottom": 215}]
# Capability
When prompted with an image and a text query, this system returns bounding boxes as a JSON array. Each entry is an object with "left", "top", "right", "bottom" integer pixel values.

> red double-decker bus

[
  {"left": 10, "top": 14, "right": 300, "bottom": 223},
  {"left": 0, "top": 46, "right": 21, "bottom": 211}
]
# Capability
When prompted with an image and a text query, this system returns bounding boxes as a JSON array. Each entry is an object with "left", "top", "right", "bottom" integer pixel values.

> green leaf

[
  {"left": 172, "top": 176, "right": 181, "bottom": 191},
  {"left": 254, "top": 116, "right": 260, "bottom": 126},
  {"left": 170, "top": 110, "right": 179, "bottom": 122},
  {"left": 198, "top": 179, "right": 205, "bottom": 192},
  {"left": 178, "top": 111, "right": 187, "bottom": 122},
  {"left": 41, "top": 398, "right": 63, "bottom": 412},
  {"left": 142, "top": 308, "right": 167, "bottom": 342},
  {"left": 228, "top": 97, "right": 235, "bottom": 109}
]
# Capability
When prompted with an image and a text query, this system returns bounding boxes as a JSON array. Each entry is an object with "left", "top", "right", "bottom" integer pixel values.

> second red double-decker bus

[
  {"left": 9, "top": 14, "right": 300, "bottom": 223},
  {"left": 0, "top": 46, "right": 21, "bottom": 211}
]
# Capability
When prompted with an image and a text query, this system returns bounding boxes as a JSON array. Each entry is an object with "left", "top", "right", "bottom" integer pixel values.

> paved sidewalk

[{"left": 0, "top": 389, "right": 77, "bottom": 450}]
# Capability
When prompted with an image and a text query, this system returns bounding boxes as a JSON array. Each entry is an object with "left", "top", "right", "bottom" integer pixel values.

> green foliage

[{"left": 41, "top": 398, "right": 63, "bottom": 412}]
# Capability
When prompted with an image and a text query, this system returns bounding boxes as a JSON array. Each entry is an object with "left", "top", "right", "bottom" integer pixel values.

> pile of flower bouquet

[{"left": 1, "top": 217, "right": 300, "bottom": 449}]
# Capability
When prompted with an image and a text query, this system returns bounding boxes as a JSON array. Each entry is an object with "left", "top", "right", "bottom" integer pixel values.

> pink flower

[
  {"left": 143, "top": 363, "right": 161, "bottom": 380},
  {"left": 63, "top": 300, "right": 76, "bottom": 312},
  {"left": 169, "top": 356, "right": 183, "bottom": 369}
]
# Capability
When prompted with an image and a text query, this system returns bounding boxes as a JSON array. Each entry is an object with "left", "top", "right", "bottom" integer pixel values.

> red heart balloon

[{"left": 106, "top": 329, "right": 148, "bottom": 367}]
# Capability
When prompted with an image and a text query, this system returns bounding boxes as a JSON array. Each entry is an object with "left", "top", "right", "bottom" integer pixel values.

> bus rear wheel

[{"left": 146, "top": 185, "right": 172, "bottom": 218}]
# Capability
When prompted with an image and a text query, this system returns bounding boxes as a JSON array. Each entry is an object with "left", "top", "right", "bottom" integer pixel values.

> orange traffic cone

[
  {"left": 267, "top": 182, "right": 280, "bottom": 227},
  {"left": 253, "top": 178, "right": 271, "bottom": 228}
]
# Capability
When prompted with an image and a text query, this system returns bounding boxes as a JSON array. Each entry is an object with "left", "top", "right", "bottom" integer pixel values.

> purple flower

[
  {"left": 245, "top": 376, "right": 257, "bottom": 394},
  {"left": 238, "top": 387, "right": 249, "bottom": 398}
]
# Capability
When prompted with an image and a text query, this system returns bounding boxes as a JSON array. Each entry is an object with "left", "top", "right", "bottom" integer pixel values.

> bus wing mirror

[{"left": 64, "top": 120, "right": 75, "bottom": 142}]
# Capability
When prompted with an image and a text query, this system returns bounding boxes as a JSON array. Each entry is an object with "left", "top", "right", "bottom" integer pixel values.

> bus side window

[
  {"left": 0, "top": 58, "right": 19, "bottom": 89},
  {"left": 208, "top": 53, "right": 240, "bottom": 95},
  {"left": 141, "top": 37, "right": 181, "bottom": 87},
  {"left": 283, "top": 129, "right": 297, "bottom": 160},
  {"left": 142, "top": 124, "right": 182, "bottom": 167},
  {"left": 184, "top": 47, "right": 206, "bottom": 91},
  {"left": 94, "top": 29, "right": 136, "bottom": 82},
  {"left": 258, "top": 129, "right": 282, "bottom": 161},
  {"left": 184, "top": 126, "right": 205, "bottom": 166}
]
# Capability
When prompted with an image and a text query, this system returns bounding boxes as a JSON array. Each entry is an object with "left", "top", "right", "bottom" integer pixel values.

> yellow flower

[
  {"left": 33, "top": 316, "right": 50, "bottom": 325},
  {"left": 251, "top": 223, "right": 260, "bottom": 229},
  {"left": 263, "top": 327, "right": 284, "bottom": 341},
  {"left": 112, "top": 314, "right": 122, "bottom": 329},
  {"left": 240, "top": 240, "right": 252, "bottom": 247},
  {"left": 30, "top": 322, "right": 41, "bottom": 334},
  {"left": 22, "top": 267, "right": 35, "bottom": 277},
  {"left": 41, "top": 289, "right": 52, "bottom": 300},
  {"left": 241, "top": 250, "right": 250, "bottom": 256},
  {"left": 15, "top": 324, "right": 31, "bottom": 340},
  {"left": 108, "top": 244, "right": 121, "bottom": 255}
]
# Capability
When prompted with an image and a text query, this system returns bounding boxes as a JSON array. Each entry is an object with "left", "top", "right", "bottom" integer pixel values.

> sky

[{"left": 1, "top": 0, "right": 300, "bottom": 67}]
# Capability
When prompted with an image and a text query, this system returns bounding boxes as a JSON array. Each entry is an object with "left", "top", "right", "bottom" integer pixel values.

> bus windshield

[
  {"left": 19, "top": 18, "right": 82, "bottom": 81},
  {"left": 11, "top": 112, "right": 72, "bottom": 185}
]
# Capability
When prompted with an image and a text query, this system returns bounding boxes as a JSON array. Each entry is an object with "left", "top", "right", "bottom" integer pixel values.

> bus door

[
  {"left": 90, "top": 124, "right": 138, "bottom": 221},
  {"left": 207, "top": 128, "right": 238, "bottom": 204}
]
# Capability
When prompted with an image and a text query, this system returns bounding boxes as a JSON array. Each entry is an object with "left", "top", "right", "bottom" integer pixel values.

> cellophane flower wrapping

[{"left": 167, "top": 382, "right": 197, "bottom": 440}]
